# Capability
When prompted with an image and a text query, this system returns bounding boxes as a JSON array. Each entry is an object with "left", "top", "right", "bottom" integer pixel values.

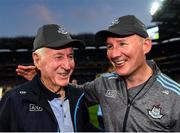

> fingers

[
  {"left": 16, "top": 65, "right": 36, "bottom": 74},
  {"left": 16, "top": 68, "right": 28, "bottom": 78},
  {"left": 16, "top": 69, "right": 34, "bottom": 81},
  {"left": 17, "top": 65, "right": 36, "bottom": 71},
  {"left": 16, "top": 68, "right": 27, "bottom": 75},
  {"left": 16, "top": 65, "right": 37, "bottom": 81}
]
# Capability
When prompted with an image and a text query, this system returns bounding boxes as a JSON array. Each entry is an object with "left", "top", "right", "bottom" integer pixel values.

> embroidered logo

[
  {"left": 29, "top": 104, "right": 43, "bottom": 111},
  {"left": 162, "top": 90, "right": 169, "bottom": 95},
  {"left": 58, "top": 26, "right": 68, "bottom": 34},
  {"left": 105, "top": 90, "right": 117, "bottom": 98},
  {"left": 148, "top": 104, "right": 163, "bottom": 119},
  {"left": 110, "top": 18, "right": 119, "bottom": 27},
  {"left": 19, "top": 90, "right": 27, "bottom": 94}
]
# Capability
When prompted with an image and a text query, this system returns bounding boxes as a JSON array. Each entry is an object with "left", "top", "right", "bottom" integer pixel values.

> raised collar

[{"left": 37, "top": 74, "right": 60, "bottom": 101}]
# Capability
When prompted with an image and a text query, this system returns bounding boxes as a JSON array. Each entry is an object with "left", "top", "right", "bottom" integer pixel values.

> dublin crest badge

[{"left": 148, "top": 104, "right": 164, "bottom": 119}]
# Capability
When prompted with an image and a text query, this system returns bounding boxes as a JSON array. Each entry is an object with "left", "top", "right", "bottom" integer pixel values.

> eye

[
  {"left": 68, "top": 54, "right": 74, "bottom": 59},
  {"left": 54, "top": 55, "right": 63, "bottom": 59},
  {"left": 119, "top": 42, "right": 128, "bottom": 46},
  {"left": 106, "top": 44, "right": 113, "bottom": 50}
]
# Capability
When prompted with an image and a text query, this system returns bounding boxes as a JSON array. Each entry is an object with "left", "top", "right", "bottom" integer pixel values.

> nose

[
  {"left": 61, "top": 58, "right": 71, "bottom": 70},
  {"left": 108, "top": 47, "right": 122, "bottom": 59}
]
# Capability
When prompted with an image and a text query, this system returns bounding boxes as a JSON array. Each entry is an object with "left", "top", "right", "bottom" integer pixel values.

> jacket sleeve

[
  {"left": 0, "top": 93, "right": 17, "bottom": 131},
  {"left": 83, "top": 78, "right": 101, "bottom": 105},
  {"left": 175, "top": 114, "right": 180, "bottom": 131},
  {"left": 174, "top": 98, "right": 180, "bottom": 131},
  {"left": 0, "top": 95, "right": 11, "bottom": 131}
]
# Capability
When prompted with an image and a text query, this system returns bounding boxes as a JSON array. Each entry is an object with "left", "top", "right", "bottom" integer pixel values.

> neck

[
  {"left": 57, "top": 89, "right": 66, "bottom": 100},
  {"left": 40, "top": 77, "right": 66, "bottom": 100},
  {"left": 55, "top": 87, "right": 66, "bottom": 100},
  {"left": 125, "top": 63, "right": 153, "bottom": 89}
]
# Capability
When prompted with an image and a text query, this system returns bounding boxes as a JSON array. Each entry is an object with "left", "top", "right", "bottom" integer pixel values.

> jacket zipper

[
  {"left": 121, "top": 76, "right": 152, "bottom": 131},
  {"left": 122, "top": 100, "right": 131, "bottom": 132}
]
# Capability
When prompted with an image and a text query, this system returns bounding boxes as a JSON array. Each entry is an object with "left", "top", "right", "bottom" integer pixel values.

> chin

[
  {"left": 58, "top": 82, "right": 69, "bottom": 87},
  {"left": 115, "top": 69, "right": 128, "bottom": 76},
  {"left": 56, "top": 78, "right": 70, "bottom": 87}
]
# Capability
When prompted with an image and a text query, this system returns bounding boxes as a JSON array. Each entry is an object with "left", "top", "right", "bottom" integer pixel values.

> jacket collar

[
  {"left": 24, "top": 74, "right": 82, "bottom": 128},
  {"left": 30, "top": 73, "right": 72, "bottom": 101},
  {"left": 33, "top": 74, "right": 80, "bottom": 129},
  {"left": 117, "top": 60, "right": 160, "bottom": 104},
  {"left": 37, "top": 74, "right": 60, "bottom": 101},
  {"left": 21, "top": 74, "right": 73, "bottom": 118}
]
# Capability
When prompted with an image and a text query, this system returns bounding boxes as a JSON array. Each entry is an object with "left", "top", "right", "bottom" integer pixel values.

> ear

[
  {"left": 32, "top": 52, "right": 41, "bottom": 70},
  {"left": 143, "top": 38, "right": 152, "bottom": 54}
]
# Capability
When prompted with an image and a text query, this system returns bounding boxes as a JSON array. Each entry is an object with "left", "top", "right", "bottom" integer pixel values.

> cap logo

[
  {"left": 110, "top": 18, "right": 119, "bottom": 27},
  {"left": 58, "top": 26, "right": 68, "bottom": 34}
]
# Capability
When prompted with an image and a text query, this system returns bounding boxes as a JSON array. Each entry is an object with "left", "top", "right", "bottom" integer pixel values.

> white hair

[{"left": 33, "top": 47, "right": 45, "bottom": 57}]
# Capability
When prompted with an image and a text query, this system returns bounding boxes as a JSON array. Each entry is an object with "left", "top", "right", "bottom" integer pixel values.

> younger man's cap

[
  {"left": 95, "top": 15, "right": 149, "bottom": 45},
  {"left": 33, "top": 24, "right": 85, "bottom": 51}
]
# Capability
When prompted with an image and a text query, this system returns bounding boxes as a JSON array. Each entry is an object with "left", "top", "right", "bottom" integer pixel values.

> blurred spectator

[{"left": 71, "top": 79, "right": 78, "bottom": 85}]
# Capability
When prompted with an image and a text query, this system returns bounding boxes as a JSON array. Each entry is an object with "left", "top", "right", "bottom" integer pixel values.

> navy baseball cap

[
  {"left": 33, "top": 24, "right": 85, "bottom": 51},
  {"left": 95, "top": 15, "right": 149, "bottom": 45}
]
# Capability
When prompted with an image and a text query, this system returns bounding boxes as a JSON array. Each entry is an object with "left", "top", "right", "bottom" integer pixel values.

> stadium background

[{"left": 0, "top": 0, "right": 180, "bottom": 127}]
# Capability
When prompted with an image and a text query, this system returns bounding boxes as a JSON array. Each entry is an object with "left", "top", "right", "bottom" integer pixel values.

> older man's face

[{"left": 35, "top": 47, "right": 75, "bottom": 88}]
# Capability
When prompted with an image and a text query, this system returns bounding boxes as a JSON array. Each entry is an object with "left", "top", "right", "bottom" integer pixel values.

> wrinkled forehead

[{"left": 43, "top": 47, "right": 74, "bottom": 55}]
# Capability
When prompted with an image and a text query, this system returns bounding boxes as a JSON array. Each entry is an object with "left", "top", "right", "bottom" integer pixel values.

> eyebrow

[
  {"left": 106, "top": 39, "right": 127, "bottom": 44},
  {"left": 53, "top": 51, "right": 74, "bottom": 55}
]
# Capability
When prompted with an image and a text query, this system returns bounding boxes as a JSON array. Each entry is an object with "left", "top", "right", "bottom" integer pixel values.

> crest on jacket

[{"left": 148, "top": 104, "right": 163, "bottom": 119}]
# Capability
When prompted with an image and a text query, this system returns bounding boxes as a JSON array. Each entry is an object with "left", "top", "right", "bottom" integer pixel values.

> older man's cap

[
  {"left": 95, "top": 15, "right": 149, "bottom": 45},
  {"left": 33, "top": 24, "right": 85, "bottom": 51}
]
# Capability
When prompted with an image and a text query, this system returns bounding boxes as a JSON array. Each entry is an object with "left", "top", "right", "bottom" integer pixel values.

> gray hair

[{"left": 33, "top": 47, "right": 45, "bottom": 57}]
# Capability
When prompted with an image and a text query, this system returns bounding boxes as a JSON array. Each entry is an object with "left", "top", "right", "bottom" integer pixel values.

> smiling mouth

[
  {"left": 58, "top": 72, "right": 71, "bottom": 78},
  {"left": 112, "top": 59, "right": 125, "bottom": 66}
]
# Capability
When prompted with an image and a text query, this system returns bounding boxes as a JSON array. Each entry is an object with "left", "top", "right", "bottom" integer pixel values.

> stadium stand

[{"left": 0, "top": 0, "right": 179, "bottom": 90}]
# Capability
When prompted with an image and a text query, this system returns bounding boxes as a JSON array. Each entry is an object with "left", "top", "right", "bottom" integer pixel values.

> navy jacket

[{"left": 0, "top": 75, "right": 97, "bottom": 132}]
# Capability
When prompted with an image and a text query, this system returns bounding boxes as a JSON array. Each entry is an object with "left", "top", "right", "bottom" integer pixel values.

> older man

[{"left": 0, "top": 24, "right": 97, "bottom": 132}]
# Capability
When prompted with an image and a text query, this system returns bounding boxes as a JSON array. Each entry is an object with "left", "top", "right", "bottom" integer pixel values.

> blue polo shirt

[{"left": 48, "top": 98, "right": 74, "bottom": 132}]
